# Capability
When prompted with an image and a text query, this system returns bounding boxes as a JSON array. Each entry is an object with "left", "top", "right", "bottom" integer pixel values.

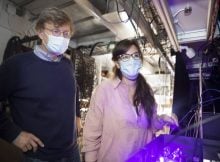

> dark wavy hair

[{"left": 112, "top": 39, "right": 156, "bottom": 125}]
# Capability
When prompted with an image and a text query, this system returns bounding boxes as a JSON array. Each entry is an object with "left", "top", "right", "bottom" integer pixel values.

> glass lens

[
  {"left": 118, "top": 52, "right": 140, "bottom": 61},
  {"left": 132, "top": 52, "right": 140, "bottom": 59},
  {"left": 52, "top": 29, "right": 61, "bottom": 36}
]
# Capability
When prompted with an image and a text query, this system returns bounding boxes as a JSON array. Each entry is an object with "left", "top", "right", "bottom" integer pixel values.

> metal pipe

[
  {"left": 152, "top": 0, "right": 179, "bottom": 51},
  {"left": 159, "top": 0, "right": 179, "bottom": 50},
  {"left": 199, "top": 65, "right": 203, "bottom": 139},
  {"left": 206, "top": 0, "right": 215, "bottom": 40}
]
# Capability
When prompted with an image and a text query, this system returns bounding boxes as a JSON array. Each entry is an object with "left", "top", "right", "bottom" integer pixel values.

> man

[{"left": 0, "top": 8, "right": 81, "bottom": 162}]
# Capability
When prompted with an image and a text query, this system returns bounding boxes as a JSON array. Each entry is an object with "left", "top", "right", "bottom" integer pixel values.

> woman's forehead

[{"left": 126, "top": 45, "right": 138, "bottom": 54}]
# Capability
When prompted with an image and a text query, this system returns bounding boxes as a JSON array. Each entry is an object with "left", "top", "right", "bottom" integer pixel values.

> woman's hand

[
  {"left": 76, "top": 117, "right": 83, "bottom": 136},
  {"left": 159, "top": 113, "right": 179, "bottom": 128}
]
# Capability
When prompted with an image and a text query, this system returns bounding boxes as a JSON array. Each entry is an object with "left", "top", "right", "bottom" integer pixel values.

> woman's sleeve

[
  {"left": 151, "top": 106, "right": 164, "bottom": 131},
  {"left": 82, "top": 85, "right": 105, "bottom": 162}
]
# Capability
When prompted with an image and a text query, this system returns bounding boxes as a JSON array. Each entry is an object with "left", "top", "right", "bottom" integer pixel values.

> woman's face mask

[
  {"left": 119, "top": 56, "right": 142, "bottom": 80},
  {"left": 45, "top": 35, "right": 70, "bottom": 55}
]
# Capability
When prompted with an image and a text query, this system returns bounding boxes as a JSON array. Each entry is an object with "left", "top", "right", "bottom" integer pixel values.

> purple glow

[
  {"left": 159, "top": 156, "right": 165, "bottom": 162},
  {"left": 126, "top": 135, "right": 202, "bottom": 162}
]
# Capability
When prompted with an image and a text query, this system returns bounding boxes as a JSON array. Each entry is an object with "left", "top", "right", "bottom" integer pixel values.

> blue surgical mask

[
  {"left": 46, "top": 35, "right": 70, "bottom": 55},
  {"left": 119, "top": 58, "right": 142, "bottom": 80}
]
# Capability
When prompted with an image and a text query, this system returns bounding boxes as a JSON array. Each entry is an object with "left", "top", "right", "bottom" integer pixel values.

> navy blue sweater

[{"left": 0, "top": 52, "right": 77, "bottom": 160}]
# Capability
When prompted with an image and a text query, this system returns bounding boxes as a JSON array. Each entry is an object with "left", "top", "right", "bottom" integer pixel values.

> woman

[{"left": 82, "top": 39, "right": 178, "bottom": 162}]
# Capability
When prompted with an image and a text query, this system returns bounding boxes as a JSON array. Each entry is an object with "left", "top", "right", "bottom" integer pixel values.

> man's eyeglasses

[
  {"left": 44, "top": 28, "right": 71, "bottom": 38},
  {"left": 118, "top": 52, "right": 141, "bottom": 62}
]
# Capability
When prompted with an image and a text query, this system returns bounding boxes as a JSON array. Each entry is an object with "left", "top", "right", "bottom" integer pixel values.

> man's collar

[{"left": 34, "top": 45, "right": 63, "bottom": 62}]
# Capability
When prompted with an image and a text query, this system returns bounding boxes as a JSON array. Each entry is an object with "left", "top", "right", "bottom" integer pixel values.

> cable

[
  {"left": 185, "top": 112, "right": 196, "bottom": 136},
  {"left": 194, "top": 110, "right": 199, "bottom": 138},
  {"left": 130, "top": 19, "right": 140, "bottom": 38},
  {"left": 177, "top": 95, "right": 220, "bottom": 128},
  {"left": 132, "top": 0, "right": 143, "bottom": 38},
  {"left": 116, "top": 0, "right": 135, "bottom": 23},
  {"left": 173, "top": 9, "right": 185, "bottom": 18},
  {"left": 95, "top": 0, "right": 136, "bottom": 25},
  {"left": 104, "top": 0, "right": 110, "bottom": 14},
  {"left": 202, "top": 88, "right": 220, "bottom": 96},
  {"left": 89, "top": 42, "right": 104, "bottom": 56},
  {"left": 176, "top": 113, "right": 220, "bottom": 137}
]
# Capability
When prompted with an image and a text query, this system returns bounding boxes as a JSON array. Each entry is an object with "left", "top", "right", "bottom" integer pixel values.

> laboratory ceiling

[{"left": 8, "top": 0, "right": 219, "bottom": 74}]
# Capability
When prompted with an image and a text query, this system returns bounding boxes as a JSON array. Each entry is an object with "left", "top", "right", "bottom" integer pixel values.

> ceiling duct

[{"left": 74, "top": 0, "right": 118, "bottom": 36}]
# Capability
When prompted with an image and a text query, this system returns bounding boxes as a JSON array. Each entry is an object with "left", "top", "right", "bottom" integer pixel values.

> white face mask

[
  {"left": 45, "top": 35, "right": 70, "bottom": 55},
  {"left": 119, "top": 58, "right": 142, "bottom": 80}
]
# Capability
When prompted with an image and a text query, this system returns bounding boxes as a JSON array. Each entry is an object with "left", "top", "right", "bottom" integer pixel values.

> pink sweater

[{"left": 82, "top": 78, "right": 160, "bottom": 162}]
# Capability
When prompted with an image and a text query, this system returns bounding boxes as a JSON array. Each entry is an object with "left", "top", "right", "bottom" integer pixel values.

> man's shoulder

[
  {"left": 62, "top": 55, "right": 72, "bottom": 64},
  {"left": 15, "top": 51, "right": 34, "bottom": 59},
  {"left": 1, "top": 51, "right": 34, "bottom": 68},
  {"left": 4, "top": 51, "right": 34, "bottom": 63},
  {"left": 0, "top": 51, "right": 35, "bottom": 75},
  {"left": 61, "top": 56, "right": 74, "bottom": 70}
]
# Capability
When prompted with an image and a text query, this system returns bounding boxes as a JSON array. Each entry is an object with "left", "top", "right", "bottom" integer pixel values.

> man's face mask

[
  {"left": 45, "top": 35, "right": 70, "bottom": 55},
  {"left": 119, "top": 54, "right": 142, "bottom": 80}
]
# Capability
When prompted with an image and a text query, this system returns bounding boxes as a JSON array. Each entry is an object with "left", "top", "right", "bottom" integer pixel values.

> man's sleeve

[
  {"left": 76, "top": 85, "right": 81, "bottom": 118},
  {"left": 0, "top": 106, "right": 21, "bottom": 142},
  {"left": 0, "top": 62, "right": 21, "bottom": 142}
]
